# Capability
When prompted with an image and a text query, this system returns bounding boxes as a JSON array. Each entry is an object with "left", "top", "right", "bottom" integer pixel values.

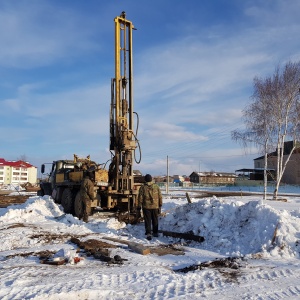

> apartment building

[{"left": 0, "top": 158, "right": 37, "bottom": 185}]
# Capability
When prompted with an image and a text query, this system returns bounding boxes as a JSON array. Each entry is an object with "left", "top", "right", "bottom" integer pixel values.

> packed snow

[{"left": 1, "top": 190, "right": 300, "bottom": 299}]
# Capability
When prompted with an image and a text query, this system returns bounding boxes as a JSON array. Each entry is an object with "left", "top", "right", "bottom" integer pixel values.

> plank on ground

[{"left": 101, "top": 237, "right": 151, "bottom": 255}]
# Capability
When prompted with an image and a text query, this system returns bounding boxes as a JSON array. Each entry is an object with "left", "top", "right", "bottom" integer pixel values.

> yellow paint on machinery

[
  {"left": 95, "top": 169, "right": 108, "bottom": 184},
  {"left": 56, "top": 173, "right": 65, "bottom": 183},
  {"left": 69, "top": 171, "right": 83, "bottom": 182}
]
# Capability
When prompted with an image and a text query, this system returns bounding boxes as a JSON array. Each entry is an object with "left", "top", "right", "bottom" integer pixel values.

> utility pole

[
  {"left": 199, "top": 161, "right": 201, "bottom": 186},
  {"left": 166, "top": 155, "right": 169, "bottom": 194}
]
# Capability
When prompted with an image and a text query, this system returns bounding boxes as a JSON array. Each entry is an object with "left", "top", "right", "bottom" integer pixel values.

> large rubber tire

[
  {"left": 61, "top": 188, "right": 75, "bottom": 214},
  {"left": 41, "top": 183, "right": 52, "bottom": 196},
  {"left": 54, "top": 187, "right": 64, "bottom": 204},
  {"left": 37, "top": 189, "right": 44, "bottom": 197},
  {"left": 74, "top": 191, "right": 84, "bottom": 219}
]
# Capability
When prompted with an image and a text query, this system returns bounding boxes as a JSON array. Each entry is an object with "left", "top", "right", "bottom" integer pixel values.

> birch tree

[
  {"left": 270, "top": 62, "right": 300, "bottom": 199},
  {"left": 232, "top": 75, "right": 275, "bottom": 201},
  {"left": 233, "top": 61, "right": 300, "bottom": 200}
]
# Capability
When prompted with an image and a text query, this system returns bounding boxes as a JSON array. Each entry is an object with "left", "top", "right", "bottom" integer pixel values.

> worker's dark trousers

[
  {"left": 82, "top": 198, "right": 91, "bottom": 223},
  {"left": 143, "top": 208, "right": 158, "bottom": 235}
]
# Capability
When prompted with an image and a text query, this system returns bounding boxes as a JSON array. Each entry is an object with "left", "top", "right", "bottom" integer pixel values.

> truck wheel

[
  {"left": 37, "top": 189, "right": 44, "bottom": 197},
  {"left": 61, "top": 188, "right": 75, "bottom": 214},
  {"left": 42, "top": 183, "right": 52, "bottom": 196},
  {"left": 54, "top": 187, "right": 64, "bottom": 204},
  {"left": 74, "top": 191, "right": 83, "bottom": 219}
]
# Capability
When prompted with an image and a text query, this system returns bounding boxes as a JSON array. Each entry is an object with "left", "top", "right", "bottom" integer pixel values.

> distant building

[
  {"left": 133, "top": 170, "right": 144, "bottom": 183},
  {"left": 0, "top": 158, "right": 37, "bottom": 185},
  {"left": 153, "top": 176, "right": 174, "bottom": 183},
  {"left": 189, "top": 171, "right": 236, "bottom": 185},
  {"left": 253, "top": 141, "right": 300, "bottom": 184},
  {"left": 173, "top": 175, "right": 184, "bottom": 183},
  {"left": 183, "top": 176, "right": 190, "bottom": 182},
  {"left": 133, "top": 170, "right": 142, "bottom": 176},
  {"left": 235, "top": 168, "right": 275, "bottom": 181}
]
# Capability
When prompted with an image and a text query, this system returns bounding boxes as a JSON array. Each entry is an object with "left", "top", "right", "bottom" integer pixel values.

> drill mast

[{"left": 110, "top": 12, "right": 136, "bottom": 197}]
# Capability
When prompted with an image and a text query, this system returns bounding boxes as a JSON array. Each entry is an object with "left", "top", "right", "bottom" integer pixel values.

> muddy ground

[{"left": 0, "top": 194, "right": 34, "bottom": 208}]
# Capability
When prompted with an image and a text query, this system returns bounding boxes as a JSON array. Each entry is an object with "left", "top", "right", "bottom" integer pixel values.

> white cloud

[
  {"left": 144, "top": 122, "right": 207, "bottom": 143},
  {"left": 191, "top": 109, "right": 242, "bottom": 126},
  {"left": 130, "top": 0, "right": 300, "bottom": 176},
  {"left": 0, "top": 1, "right": 100, "bottom": 68},
  {"left": 2, "top": 99, "right": 20, "bottom": 112}
]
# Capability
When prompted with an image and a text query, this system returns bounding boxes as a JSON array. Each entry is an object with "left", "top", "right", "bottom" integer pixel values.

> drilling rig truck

[{"left": 38, "top": 12, "right": 142, "bottom": 223}]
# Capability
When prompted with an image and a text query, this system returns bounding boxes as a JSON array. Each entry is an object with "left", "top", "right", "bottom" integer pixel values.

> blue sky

[{"left": 1, "top": 0, "right": 300, "bottom": 177}]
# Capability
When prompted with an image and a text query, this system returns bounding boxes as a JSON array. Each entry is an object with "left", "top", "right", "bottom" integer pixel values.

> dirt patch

[
  {"left": 174, "top": 256, "right": 247, "bottom": 283},
  {"left": 0, "top": 194, "right": 31, "bottom": 208},
  {"left": 30, "top": 233, "right": 75, "bottom": 244},
  {"left": 70, "top": 237, "right": 127, "bottom": 264},
  {"left": 6, "top": 250, "right": 57, "bottom": 259},
  {"left": 4, "top": 231, "right": 188, "bottom": 268},
  {"left": 177, "top": 256, "right": 245, "bottom": 272},
  {"left": 71, "top": 237, "right": 117, "bottom": 253},
  {"left": 0, "top": 223, "right": 38, "bottom": 231},
  {"left": 218, "top": 269, "right": 241, "bottom": 283},
  {"left": 6, "top": 223, "right": 27, "bottom": 229}
]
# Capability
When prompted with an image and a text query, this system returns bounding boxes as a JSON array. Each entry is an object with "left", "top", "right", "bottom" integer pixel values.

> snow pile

[
  {"left": 106, "top": 218, "right": 126, "bottom": 230},
  {"left": 0, "top": 196, "right": 63, "bottom": 221},
  {"left": 0, "top": 184, "right": 24, "bottom": 192},
  {"left": 2, "top": 195, "right": 300, "bottom": 260},
  {"left": 160, "top": 197, "right": 300, "bottom": 257},
  {"left": 0, "top": 196, "right": 92, "bottom": 252}
]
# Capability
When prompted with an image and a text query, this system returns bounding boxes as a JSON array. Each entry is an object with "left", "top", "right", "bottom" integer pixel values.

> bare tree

[
  {"left": 270, "top": 62, "right": 300, "bottom": 199},
  {"left": 232, "top": 75, "right": 275, "bottom": 200},
  {"left": 233, "top": 61, "right": 300, "bottom": 200},
  {"left": 18, "top": 154, "right": 28, "bottom": 162}
]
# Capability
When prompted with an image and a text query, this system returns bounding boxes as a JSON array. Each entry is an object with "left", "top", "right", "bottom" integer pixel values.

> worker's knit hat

[{"left": 145, "top": 174, "right": 152, "bottom": 182}]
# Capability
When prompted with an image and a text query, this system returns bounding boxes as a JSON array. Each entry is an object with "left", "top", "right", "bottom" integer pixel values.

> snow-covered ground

[{"left": 1, "top": 189, "right": 300, "bottom": 299}]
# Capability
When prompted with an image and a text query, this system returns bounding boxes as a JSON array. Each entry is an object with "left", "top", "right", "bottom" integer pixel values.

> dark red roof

[{"left": 0, "top": 158, "right": 35, "bottom": 168}]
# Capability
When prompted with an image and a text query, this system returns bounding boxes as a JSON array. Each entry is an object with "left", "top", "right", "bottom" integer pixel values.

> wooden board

[
  {"left": 127, "top": 242, "right": 151, "bottom": 255},
  {"left": 101, "top": 237, "right": 151, "bottom": 255}
]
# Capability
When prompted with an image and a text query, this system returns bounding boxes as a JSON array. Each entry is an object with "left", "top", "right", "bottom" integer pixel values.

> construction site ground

[
  {"left": 0, "top": 189, "right": 290, "bottom": 259},
  {"left": 0, "top": 192, "right": 193, "bottom": 257},
  {"left": 1, "top": 190, "right": 300, "bottom": 299}
]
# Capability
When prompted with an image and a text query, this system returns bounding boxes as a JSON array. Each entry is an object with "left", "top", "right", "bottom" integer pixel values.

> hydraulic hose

[{"left": 133, "top": 112, "right": 142, "bottom": 164}]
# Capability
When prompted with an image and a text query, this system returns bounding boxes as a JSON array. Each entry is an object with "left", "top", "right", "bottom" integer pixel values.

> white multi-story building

[{"left": 0, "top": 158, "right": 37, "bottom": 185}]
